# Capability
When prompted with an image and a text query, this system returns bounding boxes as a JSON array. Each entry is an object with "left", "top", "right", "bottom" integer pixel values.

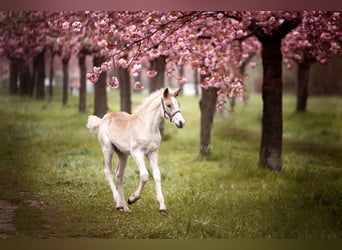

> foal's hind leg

[
  {"left": 101, "top": 143, "right": 122, "bottom": 211},
  {"left": 115, "top": 151, "right": 131, "bottom": 212}
]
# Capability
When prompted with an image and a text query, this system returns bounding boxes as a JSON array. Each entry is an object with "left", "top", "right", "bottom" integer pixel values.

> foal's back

[
  {"left": 99, "top": 111, "right": 141, "bottom": 154},
  {"left": 103, "top": 111, "right": 133, "bottom": 127}
]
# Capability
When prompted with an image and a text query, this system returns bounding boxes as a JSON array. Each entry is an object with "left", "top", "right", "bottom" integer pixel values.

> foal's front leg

[
  {"left": 128, "top": 150, "right": 149, "bottom": 205},
  {"left": 148, "top": 150, "right": 167, "bottom": 214}
]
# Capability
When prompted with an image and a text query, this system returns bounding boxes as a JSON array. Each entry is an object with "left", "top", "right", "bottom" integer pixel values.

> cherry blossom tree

[
  {"left": 3, "top": 11, "right": 338, "bottom": 171},
  {"left": 51, "top": 11, "right": 112, "bottom": 115},
  {"left": 242, "top": 12, "right": 301, "bottom": 171},
  {"left": 0, "top": 11, "right": 50, "bottom": 99},
  {"left": 49, "top": 11, "right": 85, "bottom": 106},
  {"left": 79, "top": 11, "right": 286, "bottom": 169},
  {"left": 83, "top": 11, "right": 247, "bottom": 155},
  {"left": 282, "top": 11, "right": 341, "bottom": 112}
]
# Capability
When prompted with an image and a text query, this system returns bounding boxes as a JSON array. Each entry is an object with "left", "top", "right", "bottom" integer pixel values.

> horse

[{"left": 86, "top": 88, "right": 185, "bottom": 214}]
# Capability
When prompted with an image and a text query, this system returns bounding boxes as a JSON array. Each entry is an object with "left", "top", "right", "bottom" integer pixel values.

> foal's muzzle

[
  {"left": 172, "top": 113, "right": 185, "bottom": 129},
  {"left": 176, "top": 120, "right": 185, "bottom": 129}
]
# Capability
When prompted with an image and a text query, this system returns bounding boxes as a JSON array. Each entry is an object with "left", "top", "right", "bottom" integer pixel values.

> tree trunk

[
  {"left": 48, "top": 52, "right": 54, "bottom": 102},
  {"left": 296, "top": 61, "right": 311, "bottom": 112},
  {"left": 9, "top": 59, "right": 18, "bottom": 95},
  {"left": 93, "top": 56, "right": 108, "bottom": 118},
  {"left": 149, "top": 56, "right": 166, "bottom": 137},
  {"left": 199, "top": 86, "right": 218, "bottom": 155},
  {"left": 178, "top": 64, "right": 184, "bottom": 95},
  {"left": 118, "top": 66, "right": 131, "bottom": 113},
  {"left": 62, "top": 56, "right": 70, "bottom": 105},
  {"left": 34, "top": 50, "right": 46, "bottom": 100},
  {"left": 18, "top": 60, "right": 31, "bottom": 96},
  {"left": 78, "top": 53, "right": 87, "bottom": 113},
  {"left": 28, "top": 60, "right": 34, "bottom": 97},
  {"left": 149, "top": 56, "right": 166, "bottom": 92},
  {"left": 258, "top": 37, "right": 283, "bottom": 171},
  {"left": 193, "top": 70, "right": 199, "bottom": 96}
]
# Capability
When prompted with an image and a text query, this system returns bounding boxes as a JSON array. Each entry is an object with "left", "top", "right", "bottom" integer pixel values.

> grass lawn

[{"left": 0, "top": 88, "right": 341, "bottom": 238}]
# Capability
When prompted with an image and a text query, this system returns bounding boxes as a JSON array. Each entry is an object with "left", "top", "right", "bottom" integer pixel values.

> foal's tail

[{"left": 87, "top": 115, "right": 102, "bottom": 133}]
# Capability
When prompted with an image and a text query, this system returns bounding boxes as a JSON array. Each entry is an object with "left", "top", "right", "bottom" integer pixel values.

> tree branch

[
  {"left": 277, "top": 18, "right": 301, "bottom": 38},
  {"left": 234, "top": 24, "right": 260, "bottom": 41}
]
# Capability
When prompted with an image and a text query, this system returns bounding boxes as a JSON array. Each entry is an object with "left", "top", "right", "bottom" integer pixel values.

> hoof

[
  {"left": 128, "top": 196, "right": 139, "bottom": 205},
  {"left": 116, "top": 207, "right": 132, "bottom": 213},
  {"left": 159, "top": 209, "right": 167, "bottom": 216},
  {"left": 116, "top": 206, "right": 124, "bottom": 212}
]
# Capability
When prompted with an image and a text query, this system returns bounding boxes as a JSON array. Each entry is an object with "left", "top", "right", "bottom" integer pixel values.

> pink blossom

[
  {"left": 199, "top": 68, "right": 209, "bottom": 75},
  {"left": 134, "top": 81, "right": 144, "bottom": 90},
  {"left": 269, "top": 16, "right": 276, "bottom": 25},
  {"left": 165, "top": 68, "right": 175, "bottom": 77},
  {"left": 56, "top": 37, "right": 65, "bottom": 45},
  {"left": 72, "top": 21, "right": 82, "bottom": 33},
  {"left": 131, "top": 63, "right": 142, "bottom": 73},
  {"left": 146, "top": 70, "right": 157, "bottom": 78},
  {"left": 87, "top": 73, "right": 99, "bottom": 83},
  {"left": 236, "top": 29, "right": 244, "bottom": 37},
  {"left": 108, "top": 76, "right": 119, "bottom": 89},
  {"left": 98, "top": 19, "right": 108, "bottom": 28},
  {"left": 148, "top": 48, "right": 160, "bottom": 59},
  {"left": 249, "top": 62, "right": 257, "bottom": 69},
  {"left": 118, "top": 58, "right": 128, "bottom": 68},
  {"left": 93, "top": 66, "right": 102, "bottom": 74},
  {"left": 293, "top": 54, "right": 302, "bottom": 62},
  {"left": 62, "top": 21, "right": 69, "bottom": 30},
  {"left": 217, "top": 13, "right": 224, "bottom": 19},
  {"left": 177, "top": 76, "right": 187, "bottom": 84},
  {"left": 97, "top": 40, "right": 108, "bottom": 48},
  {"left": 101, "top": 61, "right": 112, "bottom": 72}
]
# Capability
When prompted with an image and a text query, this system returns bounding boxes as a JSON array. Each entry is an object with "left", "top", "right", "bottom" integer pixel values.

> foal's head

[{"left": 161, "top": 88, "right": 185, "bottom": 129}]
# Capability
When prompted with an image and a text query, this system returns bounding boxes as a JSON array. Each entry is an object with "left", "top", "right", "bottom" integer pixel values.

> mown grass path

[{"left": 0, "top": 90, "right": 341, "bottom": 238}]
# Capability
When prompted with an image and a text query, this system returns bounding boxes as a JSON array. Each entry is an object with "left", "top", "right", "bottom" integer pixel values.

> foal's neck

[{"left": 137, "top": 95, "right": 163, "bottom": 133}]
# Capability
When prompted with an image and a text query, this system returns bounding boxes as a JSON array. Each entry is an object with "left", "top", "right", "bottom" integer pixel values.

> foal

[{"left": 87, "top": 88, "right": 185, "bottom": 214}]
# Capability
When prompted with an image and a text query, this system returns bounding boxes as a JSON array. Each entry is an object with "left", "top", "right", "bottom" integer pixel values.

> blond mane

[{"left": 134, "top": 88, "right": 164, "bottom": 114}]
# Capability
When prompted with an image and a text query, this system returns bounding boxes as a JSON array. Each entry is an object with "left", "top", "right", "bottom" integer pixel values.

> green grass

[{"left": 0, "top": 88, "right": 341, "bottom": 239}]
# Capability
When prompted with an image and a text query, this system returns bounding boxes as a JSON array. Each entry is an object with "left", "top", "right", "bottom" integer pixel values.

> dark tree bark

[
  {"left": 258, "top": 37, "right": 283, "bottom": 171},
  {"left": 93, "top": 56, "right": 108, "bottom": 118},
  {"left": 296, "top": 62, "right": 311, "bottom": 112},
  {"left": 9, "top": 59, "right": 18, "bottom": 95},
  {"left": 193, "top": 70, "right": 199, "bottom": 96},
  {"left": 78, "top": 53, "right": 87, "bottom": 113},
  {"left": 149, "top": 56, "right": 166, "bottom": 137},
  {"left": 199, "top": 86, "right": 218, "bottom": 155},
  {"left": 149, "top": 56, "right": 166, "bottom": 92},
  {"left": 118, "top": 66, "right": 131, "bottom": 114},
  {"left": 48, "top": 52, "right": 54, "bottom": 102},
  {"left": 248, "top": 18, "right": 300, "bottom": 171},
  {"left": 18, "top": 60, "right": 31, "bottom": 96},
  {"left": 178, "top": 64, "right": 184, "bottom": 95},
  {"left": 296, "top": 53, "right": 314, "bottom": 112},
  {"left": 62, "top": 56, "right": 70, "bottom": 105},
  {"left": 34, "top": 50, "right": 46, "bottom": 100}
]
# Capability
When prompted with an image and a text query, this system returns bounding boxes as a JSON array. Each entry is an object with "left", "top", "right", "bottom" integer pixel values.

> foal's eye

[{"left": 167, "top": 104, "right": 172, "bottom": 108}]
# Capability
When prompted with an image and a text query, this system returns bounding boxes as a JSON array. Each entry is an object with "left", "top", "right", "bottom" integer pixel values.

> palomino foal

[{"left": 87, "top": 88, "right": 185, "bottom": 214}]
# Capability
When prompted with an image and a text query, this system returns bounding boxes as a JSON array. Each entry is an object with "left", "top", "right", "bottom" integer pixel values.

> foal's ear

[
  {"left": 163, "top": 88, "right": 169, "bottom": 98},
  {"left": 174, "top": 88, "right": 181, "bottom": 97}
]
